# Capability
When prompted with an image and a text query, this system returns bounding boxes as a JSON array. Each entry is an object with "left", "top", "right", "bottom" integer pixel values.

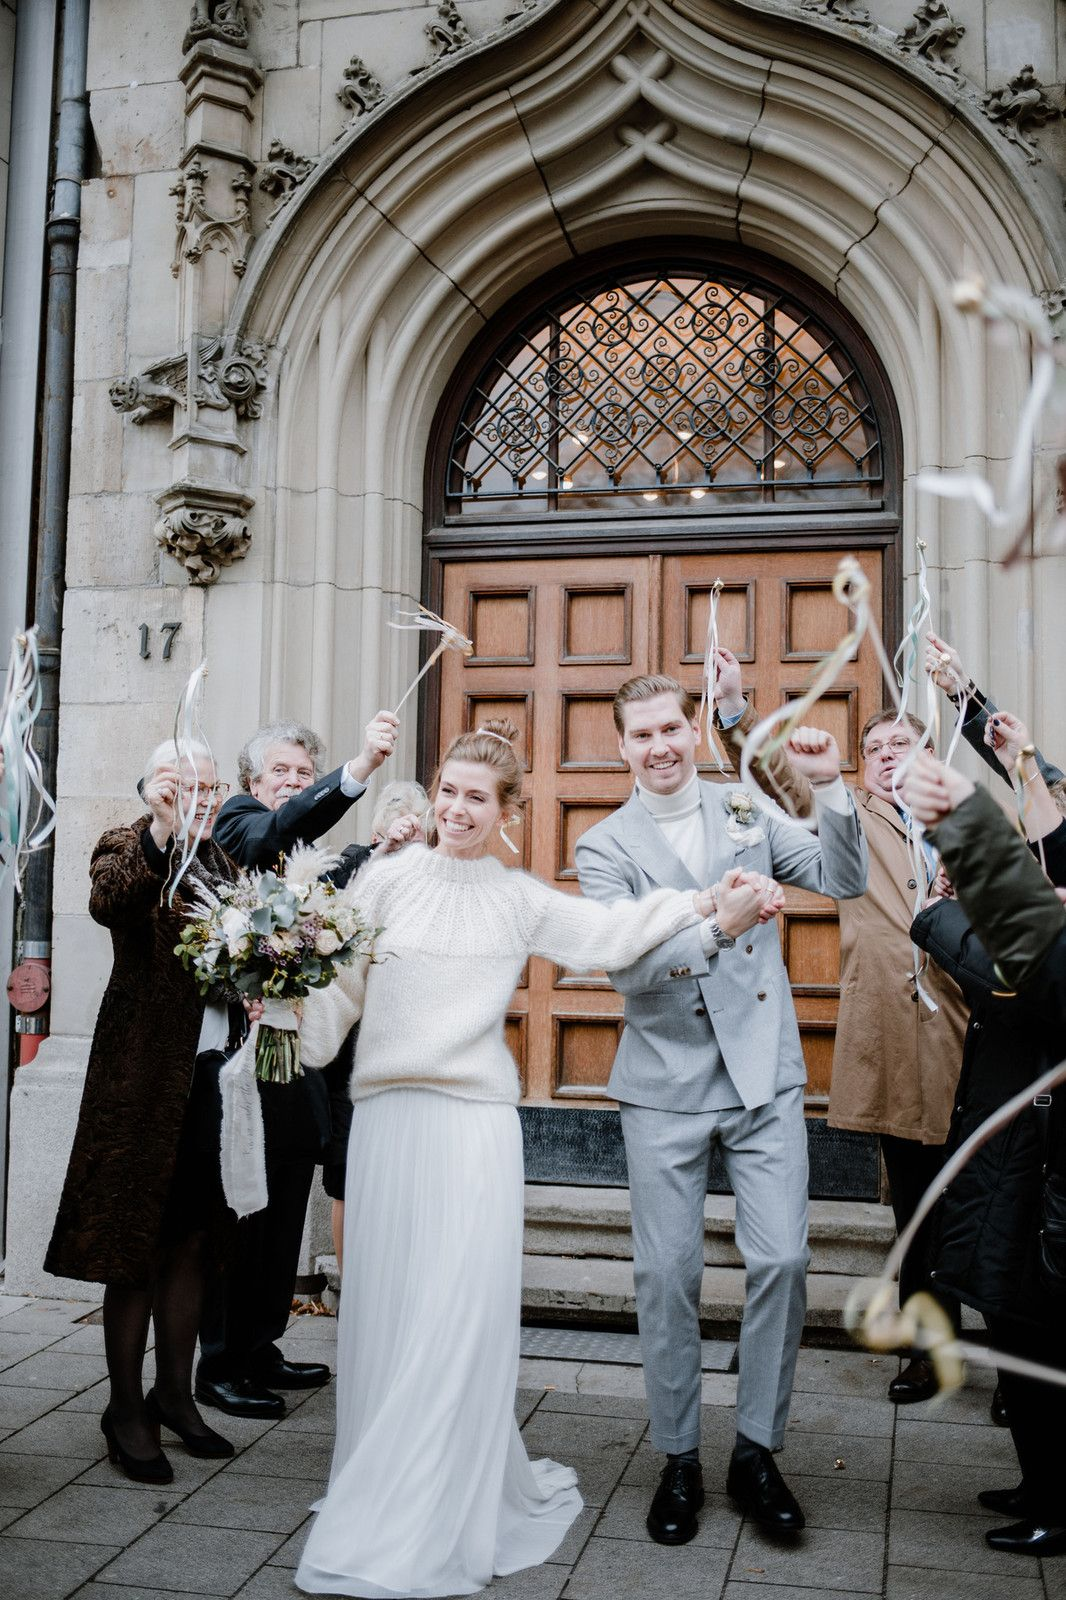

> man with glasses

[{"left": 716, "top": 670, "right": 970, "bottom": 1406}]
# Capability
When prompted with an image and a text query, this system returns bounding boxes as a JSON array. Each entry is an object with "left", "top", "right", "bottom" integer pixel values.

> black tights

[{"left": 103, "top": 1230, "right": 209, "bottom": 1457}]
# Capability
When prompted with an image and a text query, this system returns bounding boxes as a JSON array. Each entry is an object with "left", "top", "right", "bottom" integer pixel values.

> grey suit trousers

[{"left": 621, "top": 1085, "right": 809, "bottom": 1454}]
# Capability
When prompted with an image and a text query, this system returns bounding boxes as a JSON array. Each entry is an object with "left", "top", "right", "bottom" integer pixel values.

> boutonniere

[{"left": 724, "top": 789, "right": 765, "bottom": 846}]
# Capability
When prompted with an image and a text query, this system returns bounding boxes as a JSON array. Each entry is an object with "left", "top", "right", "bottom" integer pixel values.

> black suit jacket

[{"left": 214, "top": 765, "right": 366, "bottom": 870}]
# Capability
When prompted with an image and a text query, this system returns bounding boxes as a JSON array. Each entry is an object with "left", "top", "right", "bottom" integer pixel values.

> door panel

[{"left": 440, "top": 548, "right": 883, "bottom": 1110}]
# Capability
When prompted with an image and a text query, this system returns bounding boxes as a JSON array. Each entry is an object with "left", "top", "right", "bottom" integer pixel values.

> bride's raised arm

[{"left": 519, "top": 875, "right": 704, "bottom": 975}]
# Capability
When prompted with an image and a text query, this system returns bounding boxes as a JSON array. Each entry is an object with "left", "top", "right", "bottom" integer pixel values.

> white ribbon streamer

[
  {"left": 0, "top": 627, "right": 57, "bottom": 895},
  {"left": 389, "top": 604, "right": 473, "bottom": 716},
  {"left": 166, "top": 659, "right": 214, "bottom": 908},
  {"left": 219, "top": 1026, "right": 269, "bottom": 1219},
  {"left": 696, "top": 578, "right": 728, "bottom": 772}
]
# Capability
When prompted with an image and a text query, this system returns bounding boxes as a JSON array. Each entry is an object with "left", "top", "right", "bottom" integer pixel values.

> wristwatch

[{"left": 708, "top": 917, "right": 735, "bottom": 951}]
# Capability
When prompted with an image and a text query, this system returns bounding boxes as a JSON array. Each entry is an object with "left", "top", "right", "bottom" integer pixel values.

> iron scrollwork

[{"left": 448, "top": 272, "right": 882, "bottom": 510}]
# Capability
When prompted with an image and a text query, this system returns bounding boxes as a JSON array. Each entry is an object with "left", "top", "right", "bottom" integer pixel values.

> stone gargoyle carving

[{"left": 110, "top": 337, "right": 270, "bottom": 426}]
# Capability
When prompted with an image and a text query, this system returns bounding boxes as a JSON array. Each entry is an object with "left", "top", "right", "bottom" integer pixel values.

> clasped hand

[
  {"left": 899, "top": 748, "right": 975, "bottom": 825},
  {"left": 693, "top": 868, "right": 785, "bottom": 937}
]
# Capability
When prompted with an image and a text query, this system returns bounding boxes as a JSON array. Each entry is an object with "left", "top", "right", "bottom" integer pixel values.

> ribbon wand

[
  {"left": 165, "top": 659, "right": 213, "bottom": 907},
  {"left": 389, "top": 604, "right": 473, "bottom": 716},
  {"left": 0, "top": 626, "right": 57, "bottom": 895}
]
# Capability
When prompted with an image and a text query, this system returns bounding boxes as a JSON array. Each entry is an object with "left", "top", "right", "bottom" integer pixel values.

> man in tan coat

[{"left": 715, "top": 655, "right": 968, "bottom": 1403}]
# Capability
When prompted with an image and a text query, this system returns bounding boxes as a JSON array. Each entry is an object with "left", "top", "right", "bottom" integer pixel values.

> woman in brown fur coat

[{"left": 46, "top": 740, "right": 246, "bottom": 1482}]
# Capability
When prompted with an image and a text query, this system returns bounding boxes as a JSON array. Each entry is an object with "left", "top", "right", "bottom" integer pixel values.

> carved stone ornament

[
  {"left": 426, "top": 0, "right": 471, "bottom": 60},
  {"left": 1039, "top": 287, "right": 1066, "bottom": 322},
  {"left": 897, "top": 2, "right": 965, "bottom": 82},
  {"left": 110, "top": 336, "right": 270, "bottom": 425},
  {"left": 982, "top": 66, "right": 1061, "bottom": 164},
  {"left": 505, "top": 0, "right": 539, "bottom": 20},
  {"left": 183, "top": 0, "right": 248, "bottom": 55},
  {"left": 259, "top": 140, "right": 315, "bottom": 222},
  {"left": 154, "top": 485, "right": 255, "bottom": 586},
  {"left": 337, "top": 57, "right": 386, "bottom": 122},
  {"left": 170, "top": 158, "right": 253, "bottom": 279},
  {"left": 108, "top": 355, "right": 187, "bottom": 425},
  {"left": 799, "top": 0, "right": 871, "bottom": 27}
]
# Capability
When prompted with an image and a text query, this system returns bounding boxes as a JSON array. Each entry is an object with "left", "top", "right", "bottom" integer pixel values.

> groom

[{"left": 576, "top": 675, "right": 867, "bottom": 1541}]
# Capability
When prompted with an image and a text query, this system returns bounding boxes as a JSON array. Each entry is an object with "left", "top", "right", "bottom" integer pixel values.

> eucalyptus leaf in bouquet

[{"left": 176, "top": 843, "right": 379, "bottom": 1084}]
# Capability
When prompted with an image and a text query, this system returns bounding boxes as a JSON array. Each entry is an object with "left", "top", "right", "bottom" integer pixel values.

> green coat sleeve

[{"left": 928, "top": 785, "right": 1066, "bottom": 990}]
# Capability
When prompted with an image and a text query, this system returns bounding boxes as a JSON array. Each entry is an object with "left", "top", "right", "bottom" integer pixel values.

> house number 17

[{"left": 138, "top": 622, "right": 183, "bottom": 660}]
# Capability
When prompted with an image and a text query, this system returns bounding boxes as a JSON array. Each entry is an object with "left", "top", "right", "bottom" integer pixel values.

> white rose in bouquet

[
  {"left": 315, "top": 927, "right": 342, "bottom": 957},
  {"left": 221, "top": 907, "right": 253, "bottom": 958}
]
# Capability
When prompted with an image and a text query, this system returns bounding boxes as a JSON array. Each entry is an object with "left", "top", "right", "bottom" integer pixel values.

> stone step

[
  {"left": 316, "top": 1193, "right": 898, "bottom": 1334},
  {"left": 520, "top": 1254, "right": 864, "bottom": 1334},
  {"left": 522, "top": 1186, "right": 895, "bottom": 1277}
]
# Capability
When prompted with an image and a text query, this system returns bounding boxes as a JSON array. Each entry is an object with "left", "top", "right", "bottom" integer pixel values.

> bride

[{"left": 294, "top": 719, "right": 770, "bottom": 1598}]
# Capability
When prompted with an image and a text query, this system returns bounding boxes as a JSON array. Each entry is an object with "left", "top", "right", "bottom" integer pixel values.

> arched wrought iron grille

[{"left": 447, "top": 271, "right": 883, "bottom": 514}]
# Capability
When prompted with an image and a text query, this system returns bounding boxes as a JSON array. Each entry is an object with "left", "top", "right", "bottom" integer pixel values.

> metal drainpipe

[{"left": 15, "top": 0, "right": 91, "bottom": 1065}]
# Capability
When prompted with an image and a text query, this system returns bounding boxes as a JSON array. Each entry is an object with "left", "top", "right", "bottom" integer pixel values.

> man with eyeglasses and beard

[{"left": 716, "top": 666, "right": 970, "bottom": 1407}]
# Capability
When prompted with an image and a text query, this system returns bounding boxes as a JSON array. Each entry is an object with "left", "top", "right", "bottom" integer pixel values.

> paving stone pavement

[{"left": 0, "top": 1292, "right": 1061, "bottom": 1599}]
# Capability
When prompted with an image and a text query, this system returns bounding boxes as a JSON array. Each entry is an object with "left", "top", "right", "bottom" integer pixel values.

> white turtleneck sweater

[
  {"left": 300, "top": 844, "right": 702, "bottom": 1105},
  {"left": 636, "top": 771, "right": 708, "bottom": 883}
]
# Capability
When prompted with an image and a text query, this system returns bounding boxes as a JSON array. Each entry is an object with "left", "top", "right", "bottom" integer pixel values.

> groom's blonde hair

[{"left": 613, "top": 675, "right": 697, "bottom": 736}]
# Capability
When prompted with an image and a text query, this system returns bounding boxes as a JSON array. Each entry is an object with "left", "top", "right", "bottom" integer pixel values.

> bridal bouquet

[{"left": 175, "top": 843, "right": 378, "bottom": 1084}]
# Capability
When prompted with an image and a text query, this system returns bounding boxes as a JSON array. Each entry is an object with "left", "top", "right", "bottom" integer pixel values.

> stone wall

[
  {"left": 6, "top": 0, "right": 1066, "bottom": 1292},
  {"left": 0, "top": 1, "right": 13, "bottom": 273}
]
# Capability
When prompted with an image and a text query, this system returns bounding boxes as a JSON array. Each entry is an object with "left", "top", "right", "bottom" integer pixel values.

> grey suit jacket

[{"left": 575, "top": 781, "right": 868, "bottom": 1113}]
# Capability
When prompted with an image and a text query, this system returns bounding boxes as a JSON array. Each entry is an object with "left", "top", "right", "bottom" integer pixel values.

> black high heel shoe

[
  {"left": 100, "top": 1407, "right": 174, "bottom": 1484},
  {"left": 145, "top": 1387, "right": 235, "bottom": 1458}
]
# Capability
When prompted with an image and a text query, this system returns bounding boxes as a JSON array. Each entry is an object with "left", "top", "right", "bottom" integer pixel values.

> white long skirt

[{"left": 294, "top": 1088, "right": 583, "bottom": 1598}]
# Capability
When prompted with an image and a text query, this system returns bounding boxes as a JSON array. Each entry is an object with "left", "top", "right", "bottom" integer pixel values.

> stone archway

[{"left": 219, "top": 0, "right": 1064, "bottom": 794}]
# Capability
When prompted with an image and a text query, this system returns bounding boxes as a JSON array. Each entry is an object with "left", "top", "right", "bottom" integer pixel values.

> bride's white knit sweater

[{"left": 301, "top": 843, "right": 701, "bottom": 1105}]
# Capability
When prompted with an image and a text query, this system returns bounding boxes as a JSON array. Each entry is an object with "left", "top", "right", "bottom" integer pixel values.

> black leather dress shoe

[
  {"left": 985, "top": 1519, "right": 1066, "bottom": 1556},
  {"left": 888, "top": 1357, "right": 937, "bottom": 1404},
  {"left": 646, "top": 1458, "right": 704, "bottom": 1545},
  {"left": 250, "top": 1357, "right": 331, "bottom": 1390},
  {"left": 194, "top": 1375, "right": 286, "bottom": 1418},
  {"left": 990, "top": 1384, "right": 1009, "bottom": 1427},
  {"left": 978, "top": 1483, "right": 1027, "bottom": 1516},
  {"left": 726, "top": 1437, "right": 805, "bottom": 1532}
]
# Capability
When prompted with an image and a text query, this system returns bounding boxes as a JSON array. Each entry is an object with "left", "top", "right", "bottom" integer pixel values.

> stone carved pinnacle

[
  {"left": 799, "top": 0, "right": 871, "bottom": 27},
  {"left": 426, "top": 0, "right": 471, "bottom": 60},
  {"left": 259, "top": 139, "right": 316, "bottom": 222},
  {"left": 337, "top": 57, "right": 386, "bottom": 122},
  {"left": 170, "top": 157, "right": 254, "bottom": 278},
  {"left": 183, "top": 0, "right": 248, "bottom": 55},
  {"left": 982, "top": 65, "right": 1060, "bottom": 165},
  {"left": 897, "top": 2, "right": 965, "bottom": 82}
]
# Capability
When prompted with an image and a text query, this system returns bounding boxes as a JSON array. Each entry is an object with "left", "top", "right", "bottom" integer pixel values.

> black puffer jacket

[
  {"left": 912, "top": 898, "right": 1059, "bottom": 1323},
  {"left": 921, "top": 788, "right": 1066, "bottom": 1319}
]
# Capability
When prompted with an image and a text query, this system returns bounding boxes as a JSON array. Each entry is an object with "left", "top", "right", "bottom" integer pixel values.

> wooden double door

[{"left": 436, "top": 549, "right": 885, "bottom": 1113}]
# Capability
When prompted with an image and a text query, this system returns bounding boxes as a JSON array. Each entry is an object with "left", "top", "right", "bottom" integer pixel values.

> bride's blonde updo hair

[{"left": 429, "top": 717, "right": 523, "bottom": 813}]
